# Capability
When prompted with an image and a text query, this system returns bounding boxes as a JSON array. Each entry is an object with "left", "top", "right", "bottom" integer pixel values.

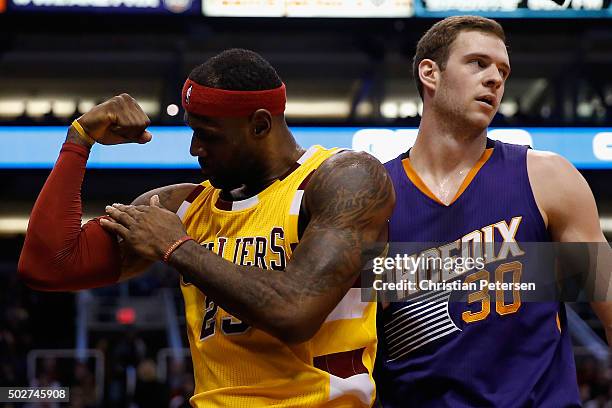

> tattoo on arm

[
  {"left": 169, "top": 152, "right": 394, "bottom": 341},
  {"left": 292, "top": 151, "right": 394, "bottom": 296}
]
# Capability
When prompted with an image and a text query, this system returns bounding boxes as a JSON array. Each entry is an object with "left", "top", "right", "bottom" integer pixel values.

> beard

[
  {"left": 432, "top": 84, "right": 492, "bottom": 139},
  {"left": 207, "top": 173, "right": 243, "bottom": 192}
]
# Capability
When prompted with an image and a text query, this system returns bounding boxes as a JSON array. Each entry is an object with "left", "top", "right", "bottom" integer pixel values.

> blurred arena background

[{"left": 1, "top": 0, "right": 611, "bottom": 406}]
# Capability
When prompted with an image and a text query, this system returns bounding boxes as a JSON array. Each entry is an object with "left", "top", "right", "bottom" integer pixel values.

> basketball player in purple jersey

[{"left": 377, "top": 16, "right": 612, "bottom": 407}]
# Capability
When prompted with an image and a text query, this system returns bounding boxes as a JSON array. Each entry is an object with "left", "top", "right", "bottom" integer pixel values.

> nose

[
  {"left": 190, "top": 136, "right": 206, "bottom": 157},
  {"left": 483, "top": 66, "right": 503, "bottom": 90}
]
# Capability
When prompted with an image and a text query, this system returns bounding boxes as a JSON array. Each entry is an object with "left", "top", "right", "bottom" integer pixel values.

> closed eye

[{"left": 193, "top": 128, "right": 222, "bottom": 141}]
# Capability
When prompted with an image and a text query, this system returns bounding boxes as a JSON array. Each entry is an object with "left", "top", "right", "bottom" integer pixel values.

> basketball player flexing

[
  {"left": 19, "top": 49, "right": 394, "bottom": 407},
  {"left": 376, "top": 16, "right": 612, "bottom": 407}
]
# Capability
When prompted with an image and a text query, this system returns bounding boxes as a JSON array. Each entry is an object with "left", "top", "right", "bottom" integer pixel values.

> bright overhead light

[
  {"left": 26, "top": 99, "right": 51, "bottom": 117},
  {"left": 78, "top": 100, "right": 96, "bottom": 113},
  {"left": 52, "top": 100, "right": 77, "bottom": 117},
  {"left": 0, "top": 216, "right": 97, "bottom": 235},
  {"left": 0, "top": 99, "right": 26, "bottom": 117},
  {"left": 285, "top": 100, "right": 350, "bottom": 118},
  {"left": 381, "top": 102, "right": 399, "bottom": 119},
  {"left": 577, "top": 101, "right": 594, "bottom": 118},
  {"left": 601, "top": 217, "right": 612, "bottom": 234},
  {"left": 136, "top": 100, "right": 160, "bottom": 116},
  {"left": 355, "top": 102, "right": 373, "bottom": 117},
  {"left": 0, "top": 217, "right": 29, "bottom": 234},
  {"left": 399, "top": 101, "right": 418, "bottom": 118},
  {"left": 166, "top": 104, "right": 179, "bottom": 117},
  {"left": 499, "top": 100, "right": 518, "bottom": 117}
]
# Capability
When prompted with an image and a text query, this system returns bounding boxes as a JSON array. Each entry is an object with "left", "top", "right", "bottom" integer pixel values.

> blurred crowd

[
  {"left": 579, "top": 355, "right": 612, "bottom": 408},
  {"left": 0, "top": 266, "right": 194, "bottom": 407}
]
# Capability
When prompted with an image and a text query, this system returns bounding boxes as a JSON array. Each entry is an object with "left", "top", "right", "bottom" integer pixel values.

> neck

[
  {"left": 410, "top": 106, "right": 488, "bottom": 181},
  {"left": 222, "top": 126, "right": 305, "bottom": 201}
]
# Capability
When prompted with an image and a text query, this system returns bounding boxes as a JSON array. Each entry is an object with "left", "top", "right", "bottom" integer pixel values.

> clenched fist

[{"left": 77, "top": 93, "right": 153, "bottom": 145}]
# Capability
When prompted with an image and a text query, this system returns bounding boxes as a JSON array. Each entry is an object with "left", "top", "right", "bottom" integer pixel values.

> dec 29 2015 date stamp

[{"left": 0, "top": 387, "right": 69, "bottom": 403}]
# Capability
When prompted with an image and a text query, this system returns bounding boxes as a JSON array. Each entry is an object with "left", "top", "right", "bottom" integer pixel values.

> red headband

[{"left": 181, "top": 79, "right": 286, "bottom": 117}]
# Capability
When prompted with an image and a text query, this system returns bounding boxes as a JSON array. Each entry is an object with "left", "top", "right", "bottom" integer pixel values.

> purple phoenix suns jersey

[{"left": 376, "top": 139, "right": 581, "bottom": 408}]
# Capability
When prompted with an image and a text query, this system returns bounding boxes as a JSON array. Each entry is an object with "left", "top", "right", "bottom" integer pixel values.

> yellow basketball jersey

[{"left": 177, "top": 145, "right": 377, "bottom": 407}]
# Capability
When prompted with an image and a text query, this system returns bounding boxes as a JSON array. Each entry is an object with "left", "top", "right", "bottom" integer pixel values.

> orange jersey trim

[{"left": 402, "top": 148, "right": 494, "bottom": 206}]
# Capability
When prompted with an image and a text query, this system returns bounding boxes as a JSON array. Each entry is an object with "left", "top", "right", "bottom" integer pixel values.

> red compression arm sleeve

[{"left": 18, "top": 142, "right": 122, "bottom": 291}]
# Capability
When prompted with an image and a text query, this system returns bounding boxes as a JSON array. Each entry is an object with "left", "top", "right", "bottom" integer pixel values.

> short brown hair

[{"left": 413, "top": 16, "right": 506, "bottom": 99}]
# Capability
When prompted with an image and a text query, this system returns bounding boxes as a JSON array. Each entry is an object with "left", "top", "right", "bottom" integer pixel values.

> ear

[
  {"left": 251, "top": 109, "right": 272, "bottom": 139},
  {"left": 418, "top": 59, "right": 439, "bottom": 95}
]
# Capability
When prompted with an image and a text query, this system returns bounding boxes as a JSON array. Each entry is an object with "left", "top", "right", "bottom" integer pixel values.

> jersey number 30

[{"left": 462, "top": 261, "right": 522, "bottom": 323}]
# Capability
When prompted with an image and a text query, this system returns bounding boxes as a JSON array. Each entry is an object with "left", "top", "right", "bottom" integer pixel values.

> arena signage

[
  {"left": 202, "top": 0, "right": 414, "bottom": 17},
  {"left": 0, "top": 127, "right": 610, "bottom": 169},
  {"left": 7, "top": 0, "right": 198, "bottom": 13},
  {"left": 414, "top": 0, "right": 612, "bottom": 18}
]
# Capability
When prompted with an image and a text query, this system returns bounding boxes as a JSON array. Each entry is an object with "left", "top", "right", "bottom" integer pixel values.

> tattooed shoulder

[{"left": 304, "top": 151, "right": 395, "bottom": 229}]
